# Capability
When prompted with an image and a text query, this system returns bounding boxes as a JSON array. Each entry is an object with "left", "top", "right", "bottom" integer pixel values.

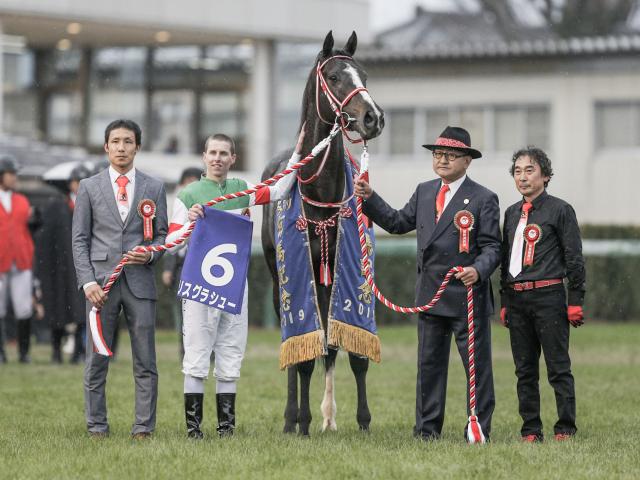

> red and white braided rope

[{"left": 91, "top": 124, "right": 342, "bottom": 356}]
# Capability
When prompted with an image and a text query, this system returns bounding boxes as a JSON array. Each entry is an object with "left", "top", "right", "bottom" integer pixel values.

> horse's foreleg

[
  {"left": 283, "top": 366, "right": 298, "bottom": 434},
  {"left": 349, "top": 353, "right": 371, "bottom": 431},
  {"left": 297, "top": 360, "right": 315, "bottom": 436},
  {"left": 321, "top": 348, "right": 338, "bottom": 432}
]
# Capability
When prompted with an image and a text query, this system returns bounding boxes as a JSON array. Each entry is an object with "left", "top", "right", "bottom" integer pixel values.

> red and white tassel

[
  {"left": 466, "top": 415, "right": 486, "bottom": 444},
  {"left": 320, "top": 262, "right": 332, "bottom": 286},
  {"left": 89, "top": 307, "right": 112, "bottom": 357}
]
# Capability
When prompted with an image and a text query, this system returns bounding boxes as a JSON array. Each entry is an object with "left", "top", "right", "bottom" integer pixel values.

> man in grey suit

[
  {"left": 72, "top": 119, "right": 168, "bottom": 439},
  {"left": 355, "top": 126, "right": 501, "bottom": 441}
]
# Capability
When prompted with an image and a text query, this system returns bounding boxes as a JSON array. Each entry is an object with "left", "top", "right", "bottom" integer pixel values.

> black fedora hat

[{"left": 422, "top": 126, "right": 482, "bottom": 159}]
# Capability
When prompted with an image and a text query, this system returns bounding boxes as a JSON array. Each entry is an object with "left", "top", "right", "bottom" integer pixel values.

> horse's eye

[{"left": 328, "top": 74, "right": 338, "bottom": 82}]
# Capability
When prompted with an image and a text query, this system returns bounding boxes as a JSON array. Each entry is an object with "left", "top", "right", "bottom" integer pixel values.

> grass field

[{"left": 1, "top": 323, "right": 639, "bottom": 479}]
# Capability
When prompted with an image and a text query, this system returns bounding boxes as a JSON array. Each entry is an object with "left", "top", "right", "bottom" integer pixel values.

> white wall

[{"left": 363, "top": 70, "right": 640, "bottom": 225}]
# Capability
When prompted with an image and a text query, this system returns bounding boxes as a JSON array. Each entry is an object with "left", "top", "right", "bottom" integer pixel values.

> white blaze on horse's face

[{"left": 343, "top": 63, "right": 384, "bottom": 139}]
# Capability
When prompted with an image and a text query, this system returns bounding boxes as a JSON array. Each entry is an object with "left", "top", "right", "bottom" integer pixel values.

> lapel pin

[{"left": 464, "top": 198, "right": 469, "bottom": 205}]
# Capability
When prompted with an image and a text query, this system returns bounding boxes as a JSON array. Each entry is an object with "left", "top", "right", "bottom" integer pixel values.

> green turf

[{"left": 1, "top": 323, "right": 639, "bottom": 479}]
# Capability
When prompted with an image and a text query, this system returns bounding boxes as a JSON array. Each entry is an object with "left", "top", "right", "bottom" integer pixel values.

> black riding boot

[
  {"left": 0, "top": 318, "right": 7, "bottom": 364},
  {"left": 216, "top": 393, "right": 236, "bottom": 437},
  {"left": 17, "top": 318, "right": 31, "bottom": 364},
  {"left": 185, "top": 393, "right": 204, "bottom": 439},
  {"left": 51, "top": 327, "right": 65, "bottom": 364}
]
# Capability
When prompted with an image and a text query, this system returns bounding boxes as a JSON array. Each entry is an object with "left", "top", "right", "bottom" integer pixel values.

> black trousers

[
  {"left": 414, "top": 313, "right": 495, "bottom": 439},
  {"left": 507, "top": 285, "right": 576, "bottom": 437}
]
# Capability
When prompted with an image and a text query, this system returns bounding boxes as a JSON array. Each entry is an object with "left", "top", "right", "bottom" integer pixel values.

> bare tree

[{"left": 480, "top": 0, "right": 636, "bottom": 37}]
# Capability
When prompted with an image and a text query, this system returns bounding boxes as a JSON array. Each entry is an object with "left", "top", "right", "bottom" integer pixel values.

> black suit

[{"left": 363, "top": 176, "right": 501, "bottom": 438}]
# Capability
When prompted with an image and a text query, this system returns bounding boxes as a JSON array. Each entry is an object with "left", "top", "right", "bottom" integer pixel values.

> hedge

[{"left": 155, "top": 247, "right": 640, "bottom": 329}]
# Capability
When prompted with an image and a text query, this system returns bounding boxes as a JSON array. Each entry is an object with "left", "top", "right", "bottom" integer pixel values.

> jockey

[{"left": 166, "top": 130, "right": 303, "bottom": 439}]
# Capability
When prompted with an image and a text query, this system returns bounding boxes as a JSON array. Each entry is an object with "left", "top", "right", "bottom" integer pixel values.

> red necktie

[
  {"left": 116, "top": 175, "right": 129, "bottom": 207},
  {"left": 435, "top": 183, "right": 450, "bottom": 222}
]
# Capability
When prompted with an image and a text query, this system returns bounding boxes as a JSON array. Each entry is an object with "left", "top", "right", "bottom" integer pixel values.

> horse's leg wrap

[
  {"left": 349, "top": 353, "right": 371, "bottom": 431},
  {"left": 297, "top": 359, "right": 315, "bottom": 436},
  {"left": 321, "top": 349, "right": 338, "bottom": 432},
  {"left": 283, "top": 366, "right": 298, "bottom": 434}
]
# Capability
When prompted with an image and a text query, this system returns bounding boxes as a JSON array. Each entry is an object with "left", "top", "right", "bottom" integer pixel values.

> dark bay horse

[{"left": 261, "top": 31, "right": 384, "bottom": 435}]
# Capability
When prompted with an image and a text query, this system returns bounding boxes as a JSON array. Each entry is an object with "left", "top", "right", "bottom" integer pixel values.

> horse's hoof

[
  {"left": 359, "top": 424, "right": 370, "bottom": 433},
  {"left": 298, "top": 426, "right": 310, "bottom": 437},
  {"left": 283, "top": 424, "right": 297, "bottom": 434},
  {"left": 321, "top": 419, "right": 338, "bottom": 432}
]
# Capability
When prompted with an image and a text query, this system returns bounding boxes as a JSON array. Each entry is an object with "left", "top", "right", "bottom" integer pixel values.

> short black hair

[
  {"left": 180, "top": 167, "right": 202, "bottom": 184},
  {"left": 204, "top": 133, "right": 235, "bottom": 155},
  {"left": 510, "top": 146, "right": 554, "bottom": 187},
  {"left": 104, "top": 119, "right": 142, "bottom": 146}
]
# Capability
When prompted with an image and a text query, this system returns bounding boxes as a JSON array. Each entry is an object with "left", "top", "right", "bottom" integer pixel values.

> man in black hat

[
  {"left": 500, "top": 146, "right": 585, "bottom": 443},
  {"left": 355, "top": 126, "right": 501, "bottom": 441}
]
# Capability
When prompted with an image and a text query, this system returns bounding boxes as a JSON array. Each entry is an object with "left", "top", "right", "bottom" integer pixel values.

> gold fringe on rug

[
  {"left": 279, "top": 329, "right": 325, "bottom": 370},
  {"left": 328, "top": 319, "right": 381, "bottom": 363}
]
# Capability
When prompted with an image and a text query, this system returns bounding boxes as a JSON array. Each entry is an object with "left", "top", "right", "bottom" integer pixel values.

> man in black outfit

[
  {"left": 500, "top": 146, "right": 585, "bottom": 443},
  {"left": 355, "top": 126, "right": 501, "bottom": 441}
]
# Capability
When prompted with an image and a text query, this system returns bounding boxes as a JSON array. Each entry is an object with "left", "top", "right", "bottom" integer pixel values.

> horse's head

[{"left": 311, "top": 31, "right": 385, "bottom": 141}]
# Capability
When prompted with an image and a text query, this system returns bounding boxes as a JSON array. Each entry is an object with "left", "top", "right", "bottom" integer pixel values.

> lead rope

[
  {"left": 354, "top": 146, "right": 485, "bottom": 444},
  {"left": 89, "top": 123, "right": 342, "bottom": 357}
]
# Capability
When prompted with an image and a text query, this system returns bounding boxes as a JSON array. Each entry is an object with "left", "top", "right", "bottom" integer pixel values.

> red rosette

[
  {"left": 295, "top": 215, "right": 308, "bottom": 231},
  {"left": 454, "top": 210, "right": 474, "bottom": 253},
  {"left": 523, "top": 224, "right": 542, "bottom": 266},
  {"left": 137, "top": 199, "right": 156, "bottom": 241}
]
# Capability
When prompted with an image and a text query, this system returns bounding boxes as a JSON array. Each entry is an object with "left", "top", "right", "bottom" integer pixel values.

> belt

[{"left": 510, "top": 278, "right": 563, "bottom": 292}]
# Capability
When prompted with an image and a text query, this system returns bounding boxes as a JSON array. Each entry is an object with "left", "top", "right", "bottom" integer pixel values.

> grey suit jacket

[
  {"left": 72, "top": 168, "right": 168, "bottom": 300},
  {"left": 363, "top": 176, "right": 501, "bottom": 318}
]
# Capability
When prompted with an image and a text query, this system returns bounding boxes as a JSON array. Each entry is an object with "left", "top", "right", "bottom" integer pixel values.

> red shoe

[
  {"left": 521, "top": 434, "right": 543, "bottom": 443},
  {"left": 554, "top": 433, "right": 574, "bottom": 441}
]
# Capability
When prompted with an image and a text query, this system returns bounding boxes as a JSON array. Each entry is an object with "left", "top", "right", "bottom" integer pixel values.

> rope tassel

[{"left": 467, "top": 415, "right": 486, "bottom": 444}]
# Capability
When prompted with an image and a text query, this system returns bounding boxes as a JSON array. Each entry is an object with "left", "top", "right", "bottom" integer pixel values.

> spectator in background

[
  {"left": 161, "top": 167, "right": 202, "bottom": 357},
  {"left": 0, "top": 155, "right": 36, "bottom": 364},
  {"left": 38, "top": 164, "right": 91, "bottom": 364}
]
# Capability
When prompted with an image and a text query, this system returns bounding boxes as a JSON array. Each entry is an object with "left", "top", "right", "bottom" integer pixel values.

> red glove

[
  {"left": 500, "top": 307, "right": 508, "bottom": 328},
  {"left": 567, "top": 305, "right": 584, "bottom": 328}
]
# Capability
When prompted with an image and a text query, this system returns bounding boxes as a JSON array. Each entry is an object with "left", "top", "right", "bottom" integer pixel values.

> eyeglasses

[{"left": 432, "top": 150, "right": 467, "bottom": 162}]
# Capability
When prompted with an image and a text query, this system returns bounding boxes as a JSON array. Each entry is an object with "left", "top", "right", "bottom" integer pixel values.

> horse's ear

[
  {"left": 344, "top": 31, "right": 357, "bottom": 56},
  {"left": 322, "top": 31, "right": 334, "bottom": 57}
]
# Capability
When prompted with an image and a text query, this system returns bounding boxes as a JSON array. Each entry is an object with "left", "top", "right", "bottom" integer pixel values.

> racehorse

[{"left": 261, "top": 31, "right": 385, "bottom": 435}]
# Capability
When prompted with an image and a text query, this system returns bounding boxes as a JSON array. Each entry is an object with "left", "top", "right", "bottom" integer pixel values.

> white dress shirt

[
  {"left": 109, "top": 166, "right": 135, "bottom": 222},
  {"left": 440, "top": 174, "right": 467, "bottom": 212},
  {"left": 0, "top": 189, "right": 12, "bottom": 213}
]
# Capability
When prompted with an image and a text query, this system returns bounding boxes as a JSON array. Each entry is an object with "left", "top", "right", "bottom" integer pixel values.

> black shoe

[
  {"left": 216, "top": 393, "right": 236, "bottom": 437},
  {"left": 185, "top": 393, "right": 204, "bottom": 439}
]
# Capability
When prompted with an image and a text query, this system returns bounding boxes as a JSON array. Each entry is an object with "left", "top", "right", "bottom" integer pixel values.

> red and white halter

[{"left": 315, "top": 55, "right": 368, "bottom": 144}]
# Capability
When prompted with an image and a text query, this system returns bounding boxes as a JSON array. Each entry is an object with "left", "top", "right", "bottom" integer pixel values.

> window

[
  {"left": 388, "top": 109, "right": 414, "bottom": 155},
  {"left": 596, "top": 102, "right": 640, "bottom": 149},
  {"left": 373, "top": 104, "right": 550, "bottom": 160}
]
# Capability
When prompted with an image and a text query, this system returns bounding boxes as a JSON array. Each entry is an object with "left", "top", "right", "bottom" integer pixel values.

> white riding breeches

[
  {"left": 181, "top": 284, "right": 248, "bottom": 381},
  {"left": 0, "top": 265, "right": 33, "bottom": 319}
]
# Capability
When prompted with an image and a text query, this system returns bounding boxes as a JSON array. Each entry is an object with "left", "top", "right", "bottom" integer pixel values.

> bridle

[{"left": 315, "top": 55, "right": 369, "bottom": 145}]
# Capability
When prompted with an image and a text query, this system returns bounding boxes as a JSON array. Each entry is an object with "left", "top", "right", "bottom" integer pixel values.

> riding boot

[
  {"left": 216, "top": 393, "right": 236, "bottom": 437},
  {"left": 0, "top": 318, "right": 7, "bottom": 364},
  {"left": 51, "top": 327, "right": 64, "bottom": 364},
  {"left": 185, "top": 393, "right": 204, "bottom": 439},
  {"left": 17, "top": 318, "right": 31, "bottom": 364}
]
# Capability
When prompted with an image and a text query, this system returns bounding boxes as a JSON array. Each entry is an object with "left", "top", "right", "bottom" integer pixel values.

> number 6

[{"left": 201, "top": 243, "right": 236, "bottom": 287}]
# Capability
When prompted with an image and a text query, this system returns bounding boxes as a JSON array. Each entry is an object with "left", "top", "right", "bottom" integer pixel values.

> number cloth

[
  {"left": 276, "top": 158, "right": 380, "bottom": 369},
  {"left": 178, "top": 208, "right": 252, "bottom": 315}
]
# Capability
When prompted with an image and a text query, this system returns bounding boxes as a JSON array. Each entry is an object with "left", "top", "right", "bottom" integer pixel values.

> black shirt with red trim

[{"left": 500, "top": 190, "right": 586, "bottom": 306}]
